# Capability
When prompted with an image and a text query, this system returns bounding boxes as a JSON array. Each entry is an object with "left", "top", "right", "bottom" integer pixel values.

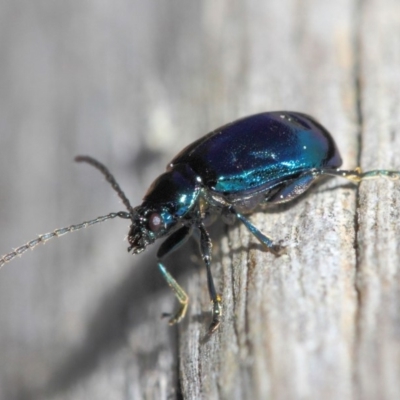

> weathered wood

[
  {"left": 0, "top": 1, "right": 399, "bottom": 399},
  {"left": 355, "top": 1, "right": 400, "bottom": 399}
]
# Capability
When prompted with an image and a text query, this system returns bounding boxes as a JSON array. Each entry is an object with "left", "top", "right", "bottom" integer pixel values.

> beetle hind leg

[
  {"left": 267, "top": 173, "right": 316, "bottom": 204},
  {"left": 313, "top": 167, "right": 400, "bottom": 183}
]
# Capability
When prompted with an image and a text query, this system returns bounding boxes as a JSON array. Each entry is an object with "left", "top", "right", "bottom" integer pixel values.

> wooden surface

[{"left": 0, "top": 1, "right": 399, "bottom": 399}]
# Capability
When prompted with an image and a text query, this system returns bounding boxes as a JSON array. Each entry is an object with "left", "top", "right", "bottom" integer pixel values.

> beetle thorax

[{"left": 127, "top": 164, "right": 201, "bottom": 254}]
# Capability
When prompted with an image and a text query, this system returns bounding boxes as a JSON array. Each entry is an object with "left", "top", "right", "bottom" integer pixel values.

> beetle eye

[{"left": 148, "top": 213, "right": 163, "bottom": 232}]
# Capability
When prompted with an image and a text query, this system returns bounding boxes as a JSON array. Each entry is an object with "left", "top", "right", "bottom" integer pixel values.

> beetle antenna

[
  {"left": 75, "top": 155, "right": 136, "bottom": 215},
  {"left": 0, "top": 211, "right": 131, "bottom": 270}
]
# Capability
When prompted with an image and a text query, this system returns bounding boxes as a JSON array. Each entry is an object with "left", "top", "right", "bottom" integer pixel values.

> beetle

[{"left": 1, "top": 111, "right": 399, "bottom": 334}]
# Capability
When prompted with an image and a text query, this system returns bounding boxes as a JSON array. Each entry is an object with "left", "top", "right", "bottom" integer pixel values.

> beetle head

[{"left": 127, "top": 205, "right": 175, "bottom": 254}]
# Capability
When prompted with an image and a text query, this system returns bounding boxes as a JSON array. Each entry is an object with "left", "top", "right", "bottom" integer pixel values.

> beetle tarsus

[
  {"left": 158, "top": 262, "right": 189, "bottom": 325},
  {"left": 161, "top": 303, "right": 188, "bottom": 326},
  {"left": 270, "top": 244, "right": 286, "bottom": 256},
  {"left": 207, "top": 295, "right": 222, "bottom": 335}
]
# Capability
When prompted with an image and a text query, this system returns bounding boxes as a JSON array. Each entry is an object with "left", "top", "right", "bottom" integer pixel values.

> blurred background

[{"left": 0, "top": 1, "right": 399, "bottom": 399}]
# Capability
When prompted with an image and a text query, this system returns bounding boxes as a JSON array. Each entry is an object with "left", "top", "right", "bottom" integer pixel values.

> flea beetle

[{"left": 1, "top": 112, "right": 398, "bottom": 334}]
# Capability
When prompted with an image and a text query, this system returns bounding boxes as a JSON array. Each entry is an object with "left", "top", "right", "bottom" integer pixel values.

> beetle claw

[
  {"left": 270, "top": 244, "right": 286, "bottom": 256},
  {"left": 161, "top": 302, "right": 188, "bottom": 326},
  {"left": 207, "top": 295, "right": 222, "bottom": 335}
]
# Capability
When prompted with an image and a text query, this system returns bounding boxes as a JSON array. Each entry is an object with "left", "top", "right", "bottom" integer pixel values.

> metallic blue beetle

[{"left": 1, "top": 111, "right": 398, "bottom": 334}]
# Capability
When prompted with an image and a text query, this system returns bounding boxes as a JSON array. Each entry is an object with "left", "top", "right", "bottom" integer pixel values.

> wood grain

[{"left": 0, "top": 1, "right": 399, "bottom": 399}]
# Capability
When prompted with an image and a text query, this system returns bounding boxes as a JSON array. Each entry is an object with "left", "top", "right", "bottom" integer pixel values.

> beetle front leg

[
  {"left": 157, "top": 225, "right": 192, "bottom": 325},
  {"left": 198, "top": 224, "right": 222, "bottom": 335},
  {"left": 234, "top": 210, "right": 285, "bottom": 255}
]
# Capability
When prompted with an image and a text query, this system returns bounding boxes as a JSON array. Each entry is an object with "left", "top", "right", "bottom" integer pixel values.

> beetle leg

[
  {"left": 267, "top": 173, "right": 316, "bottom": 204},
  {"left": 313, "top": 167, "right": 400, "bottom": 182},
  {"left": 157, "top": 225, "right": 192, "bottom": 325},
  {"left": 234, "top": 210, "right": 284, "bottom": 255},
  {"left": 198, "top": 223, "right": 222, "bottom": 335}
]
